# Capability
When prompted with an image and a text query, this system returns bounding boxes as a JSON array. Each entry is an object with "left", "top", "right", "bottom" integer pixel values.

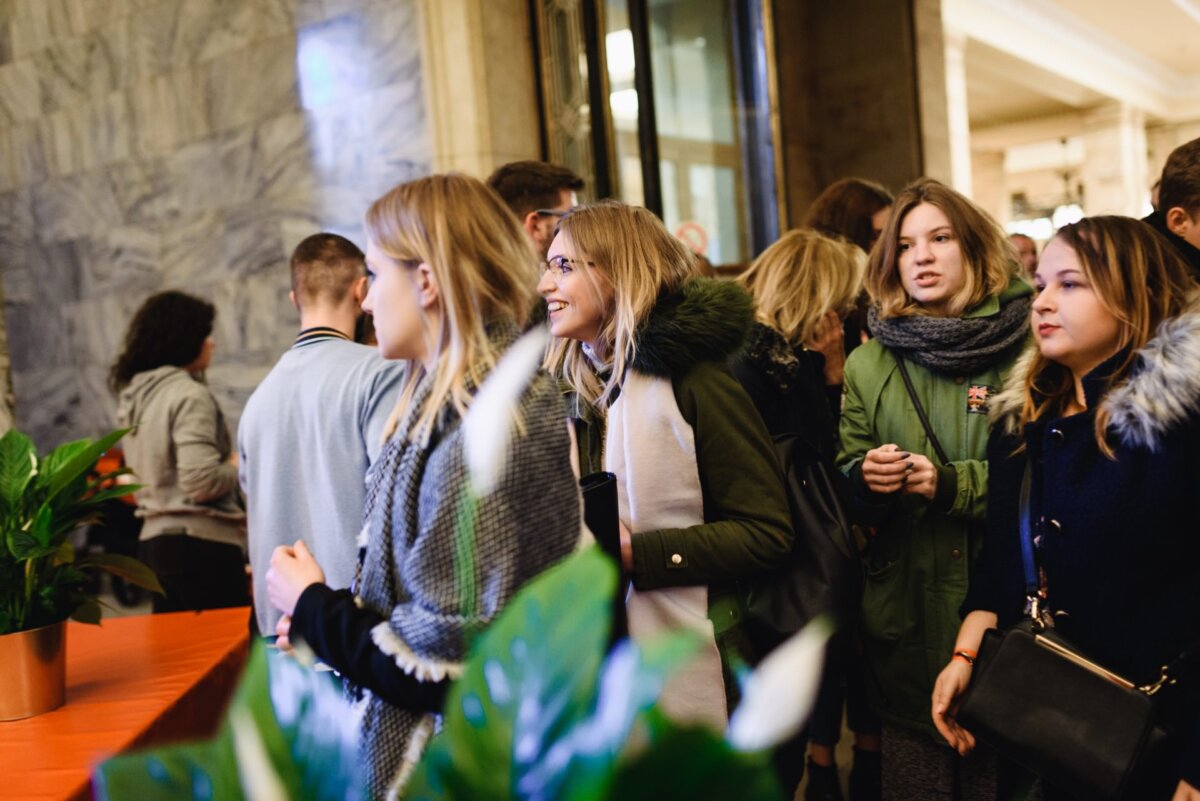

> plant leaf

[
  {"left": 81, "top": 484, "right": 143, "bottom": 506},
  {"left": 42, "top": 429, "right": 128, "bottom": 505},
  {"left": 10, "top": 504, "right": 57, "bottom": 560},
  {"left": 78, "top": 553, "right": 165, "bottom": 594},
  {"left": 0, "top": 429, "right": 37, "bottom": 518},
  {"left": 406, "top": 547, "right": 616, "bottom": 801},
  {"left": 71, "top": 597, "right": 102, "bottom": 625}
]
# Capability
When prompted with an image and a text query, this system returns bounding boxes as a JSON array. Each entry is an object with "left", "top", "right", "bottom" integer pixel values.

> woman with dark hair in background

[
  {"left": 804, "top": 177, "right": 895, "bottom": 360},
  {"left": 111, "top": 290, "right": 248, "bottom": 613}
]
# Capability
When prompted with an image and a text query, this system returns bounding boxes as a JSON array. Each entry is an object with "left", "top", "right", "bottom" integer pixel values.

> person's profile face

[
  {"left": 1012, "top": 235, "right": 1038, "bottom": 276},
  {"left": 537, "top": 231, "right": 612, "bottom": 350}
]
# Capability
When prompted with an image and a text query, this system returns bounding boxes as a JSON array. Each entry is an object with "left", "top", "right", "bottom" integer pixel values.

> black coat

[
  {"left": 965, "top": 320, "right": 1200, "bottom": 790},
  {"left": 729, "top": 322, "right": 842, "bottom": 460}
]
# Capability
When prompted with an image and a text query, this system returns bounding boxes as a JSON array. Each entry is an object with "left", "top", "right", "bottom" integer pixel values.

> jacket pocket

[{"left": 860, "top": 556, "right": 906, "bottom": 643}]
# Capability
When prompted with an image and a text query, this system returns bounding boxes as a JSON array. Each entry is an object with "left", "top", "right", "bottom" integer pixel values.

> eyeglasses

[
  {"left": 542, "top": 254, "right": 595, "bottom": 280},
  {"left": 535, "top": 208, "right": 571, "bottom": 218}
]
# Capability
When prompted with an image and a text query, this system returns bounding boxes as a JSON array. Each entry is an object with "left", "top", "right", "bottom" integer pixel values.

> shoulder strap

[{"left": 893, "top": 355, "right": 951, "bottom": 465}]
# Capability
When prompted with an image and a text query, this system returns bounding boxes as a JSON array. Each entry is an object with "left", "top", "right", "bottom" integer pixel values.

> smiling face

[
  {"left": 362, "top": 239, "right": 439, "bottom": 364},
  {"left": 537, "top": 231, "right": 613, "bottom": 349},
  {"left": 896, "top": 202, "right": 967, "bottom": 317},
  {"left": 1031, "top": 237, "right": 1123, "bottom": 379}
]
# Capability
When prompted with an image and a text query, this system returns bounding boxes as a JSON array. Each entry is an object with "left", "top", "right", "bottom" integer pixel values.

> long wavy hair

[
  {"left": 365, "top": 173, "right": 539, "bottom": 443},
  {"left": 543, "top": 201, "right": 695, "bottom": 409},
  {"left": 867, "top": 178, "right": 1015, "bottom": 319},
  {"left": 109, "top": 291, "right": 214, "bottom": 392},
  {"left": 738, "top": 228, "right": 866, "bottom": 346},
  {"left": 1016, "top": 216, "right": 1197, "bottom": 456}
]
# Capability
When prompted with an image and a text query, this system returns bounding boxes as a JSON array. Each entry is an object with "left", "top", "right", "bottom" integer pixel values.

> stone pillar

[
  {"left": 943, "top": 29, "right": 973, "bottom": 197},
  {"left": 418, "top": 0, "right": 541, "bottom": 177},
  {"left": 971, "top": 149, "right": 1008, "bottom": 226},
  {"left": 1080, "top": 102, "right": 1148, "bottom": 216}
]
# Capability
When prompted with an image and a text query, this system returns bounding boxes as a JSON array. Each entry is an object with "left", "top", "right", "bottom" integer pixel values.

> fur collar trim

[
  {"left": 991, "top": 307, "right": 1200, "bottom": 449},
  {"left": 630, "top": 278, "right": 754, "bottom": 378}
]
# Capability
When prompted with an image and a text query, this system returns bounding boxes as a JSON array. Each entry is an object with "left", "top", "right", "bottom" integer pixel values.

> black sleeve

[{"left": 290, "top": 583, "right": 449, "bottom": 713}]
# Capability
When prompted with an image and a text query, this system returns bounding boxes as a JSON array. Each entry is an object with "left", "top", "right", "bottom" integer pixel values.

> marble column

[
  {"left": 0, "top": 0, "right": 432, "bottom": 449},
  {"left": 943, "top": 28, "right": 973, "bottom": 198},
  {"left": 1080, "top": 102, "right": 1148, "bottom": 216}
]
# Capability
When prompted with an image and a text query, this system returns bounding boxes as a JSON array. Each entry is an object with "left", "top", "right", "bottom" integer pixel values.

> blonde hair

[
  {"left": 543, "top": 201, "right": 695, "bottom": 408},
  {"left": 867, "top": 178, "right": 1015, "bottom": 319},
  {"left": 1015, "top": 216, "right": 1197, "bottom": 457},
  {"left": 738, "top": 228, "right": 866, "bottom": 345},
  {"left": 366, "top": 173, "right": 539, "bottom": 443}
]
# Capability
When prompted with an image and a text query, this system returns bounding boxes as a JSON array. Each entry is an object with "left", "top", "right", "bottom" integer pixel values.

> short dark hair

[
  {"left": 803, "top": 177, "right": 894, "bottom": 253},
  {"left": 486, "top": 161, "right": 585, "bottom": 220},
  {"left": 110, "top": 291, "right": 215, "bottom": 391},
  {"left": 1159, "top": 138, "right": 1200, "bottom": 218},
  {"left": 290, "top": 233, "right": 365, "bottom": 307}
]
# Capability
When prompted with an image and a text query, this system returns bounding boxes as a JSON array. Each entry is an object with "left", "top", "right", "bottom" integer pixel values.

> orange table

[{"left": 0, "top": 607, "right": 251, "bottom": 801}]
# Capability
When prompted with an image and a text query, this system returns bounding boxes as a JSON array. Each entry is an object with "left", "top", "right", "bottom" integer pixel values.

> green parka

[
  {"left": 568, "top": 279, "right": 794, "bottom": 714},
  {"left": 836, "top": 278, "right": 1031, "bottom": 738}
]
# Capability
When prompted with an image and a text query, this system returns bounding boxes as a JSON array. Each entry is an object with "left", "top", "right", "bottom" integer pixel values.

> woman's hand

[
  {"left": 931, "top": 658, "right": 976, "bottom": 756},
  {"left": 266, "top": 540, "right": 326, "bottom": 618},
  {"left": 901, "top": 453, "right": 938, "bottom": 500},
  {"left": 807, "top": 310, "right": 846, "bottom": 386},
  {"left": 861, "top": 444, "right": 911, "bottom": 494},
  {"left": 275, "top": 614, "right": 293, "bottom": 655},
  {"left": 1173, "top": 780, "right": 1200, "bottom": 801}
]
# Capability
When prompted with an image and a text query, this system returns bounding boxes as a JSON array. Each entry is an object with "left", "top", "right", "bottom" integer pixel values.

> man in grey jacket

[{"left": 239, "top": 233, "right": 404, "bottom": 637}]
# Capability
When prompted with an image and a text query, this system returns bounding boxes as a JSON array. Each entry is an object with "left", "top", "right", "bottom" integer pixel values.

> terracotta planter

[{"left": 0, "top": 620, "right": 66, "bottom": 720}]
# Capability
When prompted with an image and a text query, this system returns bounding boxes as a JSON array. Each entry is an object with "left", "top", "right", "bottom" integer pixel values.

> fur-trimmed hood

[
  {"left": 629, "top": 278, "right": 754, "bottom": 378},
  {"left": 991, "top": 304, "right": 1200, "bottom": 450}
]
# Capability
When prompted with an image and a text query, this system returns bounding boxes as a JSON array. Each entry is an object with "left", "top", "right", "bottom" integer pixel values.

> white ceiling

[{"left": 950, "top": 0, "right": 1200, "bottom": 129}]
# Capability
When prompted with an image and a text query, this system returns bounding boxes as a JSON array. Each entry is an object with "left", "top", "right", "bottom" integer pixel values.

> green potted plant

[{"left": 0, "top": 427, "right": 163, "bottom": 720}]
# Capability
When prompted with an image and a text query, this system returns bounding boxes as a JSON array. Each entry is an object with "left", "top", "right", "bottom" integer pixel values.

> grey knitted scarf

[{"left": 868, "top": 292, "right": 1032, "bottom": 374}]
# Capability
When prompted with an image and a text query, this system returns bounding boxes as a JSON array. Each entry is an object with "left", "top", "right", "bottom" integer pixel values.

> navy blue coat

[{"left": 964, "top": 320, "right": 1200, "bottom": 790}]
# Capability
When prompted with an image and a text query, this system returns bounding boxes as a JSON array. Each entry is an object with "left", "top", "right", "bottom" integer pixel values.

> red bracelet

[{"left": 953, "top": 649, "right": 977, "bottom": 666}]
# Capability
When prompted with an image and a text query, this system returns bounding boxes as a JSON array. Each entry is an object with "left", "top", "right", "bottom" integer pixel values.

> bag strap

[
  {"left": 1017, "top": 461, "right": 1045, "bottom": 622},
  {"left": 1018, "top": 460, "right": 1200, "bottom": 691},
  {"left": 893, "top": 355, "right": 951, "bottom": 465}
]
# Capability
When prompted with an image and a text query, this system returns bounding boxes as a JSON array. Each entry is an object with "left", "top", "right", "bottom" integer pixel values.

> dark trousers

[{"left": 139, "top": 534, "right": 250, "bottom": 614}]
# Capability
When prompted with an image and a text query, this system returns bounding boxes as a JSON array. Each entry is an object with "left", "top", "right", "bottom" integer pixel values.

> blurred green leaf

[{"left": 78, "top": 553, "right": 164, "bottom": 594}]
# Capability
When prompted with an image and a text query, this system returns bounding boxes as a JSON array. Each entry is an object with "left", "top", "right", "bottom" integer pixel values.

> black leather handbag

[
  {"left": 956, "top": 465, "right": 1194, "bottom": 800},
  {"left": 740, "top": 432, "right": 861, "bottom": 656}
]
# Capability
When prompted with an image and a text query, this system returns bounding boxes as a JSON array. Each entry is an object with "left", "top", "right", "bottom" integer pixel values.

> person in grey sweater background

[
  {"left": 238, "top": 233, "right": 404, "bottom": 637},
  {"left": 112, "top": 290, "right": 249, "bottom": 613}
]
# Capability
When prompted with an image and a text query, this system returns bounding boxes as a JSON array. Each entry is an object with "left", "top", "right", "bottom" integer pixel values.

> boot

[
  {"left": 804, "top": 757, "right": 845, "bottom": 801},
  {"left": 847, "top": 746, "right": 881, "bottom": 801}
]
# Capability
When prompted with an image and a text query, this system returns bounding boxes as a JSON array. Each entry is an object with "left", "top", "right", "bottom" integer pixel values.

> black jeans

[{"left": 139, "top": 533, "right": 250, "bottom": 613}]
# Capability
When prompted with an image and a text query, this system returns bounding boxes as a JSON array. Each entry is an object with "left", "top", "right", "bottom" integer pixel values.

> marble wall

[{"left": 0, "top": 0, "right": 430, "bottom": 449}]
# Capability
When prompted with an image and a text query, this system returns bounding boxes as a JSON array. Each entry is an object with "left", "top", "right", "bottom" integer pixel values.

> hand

[
  {"left": 266, "top": 540, "right": 326, "bottom": 618},
  {"left": 806, "top": 310, "right": 846, "bottom": 386},
  {"left": 900, "top": 453, "right": 938, "bottom": 500},
  {"left": 861, "top": 444, "right": 911, "bottom": 494},
  {"left": 619, "top": 521, "right": 633, "bottom": 572},
  {"left": 931, "top": 658, "right": 976, "bottom": 756},
  {"left": 1173, "top": 780, "right": 1200, "bottom": 801},
  {"left": 275, "top": 614, "right": 293, "bottom": 655}
]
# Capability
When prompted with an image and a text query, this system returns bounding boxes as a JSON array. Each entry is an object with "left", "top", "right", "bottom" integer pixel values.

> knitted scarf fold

[{"left": 868, "top": 292, "right": 1032, "bottom": 374}]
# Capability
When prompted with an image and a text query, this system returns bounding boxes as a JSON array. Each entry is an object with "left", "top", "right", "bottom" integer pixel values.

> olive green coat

[{"left": 836, "top": 282, "right": 1029, "bottom": 738}]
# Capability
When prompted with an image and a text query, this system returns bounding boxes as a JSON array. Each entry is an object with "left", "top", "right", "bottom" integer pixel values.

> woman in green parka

[
  {"left": 836, "top": 178, "right": 1031, "bottom": 800},
  {"left": 540, "top": 201, "right": 794, "bottom": 731}
]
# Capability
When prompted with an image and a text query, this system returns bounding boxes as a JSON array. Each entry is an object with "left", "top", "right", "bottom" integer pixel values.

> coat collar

[
  {"left": 628, "top": 278, "right": 754, "bottom": 379},
  {"left": 991, "top": 302, "right": 1200, "bottom": 450}
]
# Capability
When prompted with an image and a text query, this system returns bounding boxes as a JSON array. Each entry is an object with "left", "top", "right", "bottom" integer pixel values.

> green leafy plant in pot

[{"left": 0, "top": 427, "right": 163, "bottom": 719}]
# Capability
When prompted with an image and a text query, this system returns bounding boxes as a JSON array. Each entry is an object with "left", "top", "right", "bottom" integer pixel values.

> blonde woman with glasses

[
  {"left": 540, "top": 200, "right": 793, "bottom": 730},
  {"left": 266, "top": 174, "right": 581, "bottom": 798}
]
